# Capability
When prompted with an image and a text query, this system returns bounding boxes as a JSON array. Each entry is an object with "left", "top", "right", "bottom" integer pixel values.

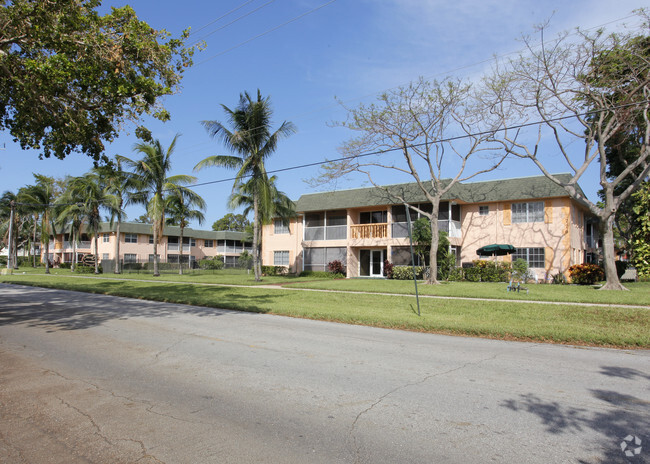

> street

[{"left": 0, "top": 283, "right": 648, "bottom": 463}]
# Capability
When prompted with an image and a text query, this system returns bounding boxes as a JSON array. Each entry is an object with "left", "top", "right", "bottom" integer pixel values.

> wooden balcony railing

[{"left": 350, "top": 223, "right": 388, "bottom": 239}]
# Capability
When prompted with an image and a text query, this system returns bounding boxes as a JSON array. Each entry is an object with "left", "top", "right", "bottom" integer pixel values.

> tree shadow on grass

[
  {"left": 501, "top": 389, "right": 649, "bottom": 463},
  {"left": 0, "top": 282, "right": 276, "bottom": 331}
]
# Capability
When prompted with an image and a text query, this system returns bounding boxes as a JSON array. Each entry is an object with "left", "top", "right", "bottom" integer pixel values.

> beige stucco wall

[
  {"left": 261, "top": 197, "right": 589, "bottom": 279},
  {"left": 261, "top": 217, "right": 304, "bottom": 273},
  {"left": 51, "top": 231, "right": 229, "bottom": 263},
  {"left": 459, "top": 198, "right": 587, "bottom": 280}
]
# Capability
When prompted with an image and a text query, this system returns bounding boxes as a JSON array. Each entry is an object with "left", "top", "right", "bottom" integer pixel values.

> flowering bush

[
  {"left": 568, "top": 263, "right": 605, "bottom": 285},
  {"left": 383, "top": 260, "right": 394, "bottom": 279},
  {"left": 327, "top": 260, "right": 345, "bottom": 276}
]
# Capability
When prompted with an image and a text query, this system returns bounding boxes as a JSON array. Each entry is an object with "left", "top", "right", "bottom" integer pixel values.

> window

[
  {"left": 102, "top": 233, "right": 110, "bottom": 243},
  {"left": 124, "top": 253, "right": 137, "bottom": 263},
  {"left": 102, "top": 253, "right": 109, "bottom": 260},
  {"left": 274, "top": 250, "right": 290, "bottom": 266},
  {"left": 360, "top": 211, "right": 387, "bottom": 224},
  {"left": 274, "top": 219, "right": 290, "bottom": 234},
  {"left": 513, "top": 247, "right": 545, "bottom": 268},
  {"left": 124, "top": 233, "right": 138, "bottom": 243},
  {"left": 479, "top": 205, "right": 489, "bottom": 216},
  {"left": 512, "top": 202, "right": 544, "bottom": 223},
  {"left": 180, "top": 237, "right": 196, "bottom": 247},
  {"left": 303, "top": 247, "right": 346, "bottom": 272},
  {"left": 149, "top": 235, "right": 154, "bottom": 244},
  {"left": 148, "top": 254, "right": 160, "bottom": 263},
  {"left": 204, "top": 239, "right": 214, "bottom": 248}
]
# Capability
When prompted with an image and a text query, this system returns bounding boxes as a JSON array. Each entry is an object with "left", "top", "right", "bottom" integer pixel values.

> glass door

[{"left": 370, "top": 250, "right": 384, "bottom": 277}]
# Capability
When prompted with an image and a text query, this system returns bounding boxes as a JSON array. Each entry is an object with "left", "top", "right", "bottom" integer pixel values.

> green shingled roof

[{"left": 295, "top": 174, "right": 582, "bottom": 212}]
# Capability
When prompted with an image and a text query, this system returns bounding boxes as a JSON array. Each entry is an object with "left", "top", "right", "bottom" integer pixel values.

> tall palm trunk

[
  {"left": 32, "top": 215, "right": 37, "bottom": 267},
  {"left": 179, "top": 226, "right": 184, "bottom": 275},
  {"left": 93, "top": 228, "right": 100, "bottom": 274},
  {"left": 114, "top": 222, "right": 121, "bottom": 274},
  {"left": 253, "top": 195, "right": 261, "bottom": 281},
  {"left": 71, "top": 229, "right": 77, "bottom": 272},
  {"left": 153, "top": 225, "right": 160, "bottom": 277},
  {"left": 44, "top": 238, "right": 50, "bottom": 274}
]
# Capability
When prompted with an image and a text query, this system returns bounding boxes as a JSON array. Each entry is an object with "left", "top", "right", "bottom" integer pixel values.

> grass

[
  {"left": 1, "top": 270, "right": 649, "bottom": 348},
  {"left": 285, "top": 278, "right": 650, "bottom": 306}
]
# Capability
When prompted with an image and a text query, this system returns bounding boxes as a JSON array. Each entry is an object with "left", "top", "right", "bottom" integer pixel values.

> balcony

[{"left": 350, "top": 223, "right": 388, "bottom": 239}]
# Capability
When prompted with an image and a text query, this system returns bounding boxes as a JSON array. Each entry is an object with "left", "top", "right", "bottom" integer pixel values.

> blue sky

[{"left": 0, "top": 0, "right": 645, "bottom": 227}]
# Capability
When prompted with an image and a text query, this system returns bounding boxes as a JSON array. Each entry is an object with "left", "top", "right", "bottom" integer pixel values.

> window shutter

[
  {"left": 545, "top": 247, "right": 553, "bottom": 271},
  {"left": 544, "top": 201, "right": 553, "bottom": 224},
  {"left": 503, "top": 204, "right": 511, "bottom": 226}
]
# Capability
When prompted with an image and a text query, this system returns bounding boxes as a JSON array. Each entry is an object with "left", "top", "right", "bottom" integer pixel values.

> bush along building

[{"left": 262, "top": 174, "right": 600, "bottom": 281}]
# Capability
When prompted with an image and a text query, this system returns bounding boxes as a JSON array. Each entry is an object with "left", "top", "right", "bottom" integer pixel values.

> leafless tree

[
  {"left": 483, "top": 14, "right": 650, "bottom": 290},
  {"left": 315, "top": 77, "right": 506, "bottom": 284}
]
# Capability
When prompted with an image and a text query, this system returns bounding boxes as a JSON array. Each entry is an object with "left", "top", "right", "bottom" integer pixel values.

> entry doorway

[{"left": 359, "top": 249, "right": 385, "bottom": 277}]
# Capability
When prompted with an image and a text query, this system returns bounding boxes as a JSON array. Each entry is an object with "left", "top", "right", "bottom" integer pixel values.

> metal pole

[
  {"left": 7, "top": 201, "right": 15, "bottom": 269},
  {"left": 404, "top": 203, "right": 421, "bottom": 317}
]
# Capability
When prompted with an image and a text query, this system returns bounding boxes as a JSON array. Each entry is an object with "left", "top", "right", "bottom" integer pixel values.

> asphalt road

[{"left": 0, "top": 283, "right": 648, "bottom": 463}]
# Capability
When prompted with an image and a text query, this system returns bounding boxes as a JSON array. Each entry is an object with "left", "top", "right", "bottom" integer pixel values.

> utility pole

[
  {"left": 7, "top": 200, "right": 15, "bottom": 270},
  {"left": 404, "top": 203, "right": 421, "bottom": 317}
]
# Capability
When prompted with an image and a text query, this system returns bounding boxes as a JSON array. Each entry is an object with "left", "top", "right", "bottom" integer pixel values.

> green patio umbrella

[{"left": 476, "top": 244, "right": 516, "bottom": 257}]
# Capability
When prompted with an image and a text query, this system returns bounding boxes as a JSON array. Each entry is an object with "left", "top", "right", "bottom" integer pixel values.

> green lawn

[
  {"left": 285, "top": 279, "right": 650, "bottom": 306},
  {"left": 1, "top": 271, "right": 649, "bottom": 348}
]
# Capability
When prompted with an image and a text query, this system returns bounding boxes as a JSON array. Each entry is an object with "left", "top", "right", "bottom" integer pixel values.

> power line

[
  {"left": 189, "top": 0, "right": 277, "bottom": 47},
  {"left": 195, "top": 0, "right": 338, "bottom": 66},
  {"left": 186, "top": 99, "right": 650, "bottom": 191},
  {"left": 190, "top": 0, "right": 259, "bottom": 37}
]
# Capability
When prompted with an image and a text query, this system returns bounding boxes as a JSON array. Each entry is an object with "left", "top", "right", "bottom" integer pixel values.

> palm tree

[
  {"left": 228, "top": 175, "right": 295, "bottom": 276},
  {"left": 96, "top": 159, "right": 137, "bottom": 274},
  {"left": 165, "top": 186, "right": 206, "bottom": 275},
  {"left": 67, "top": 173, "right": 119, "bottom": 274},
  {"left": 56, "top": 179, "right": 86, "bottom": 272},
  {"left": 0, "top": 191, "right": 18, "bottom": 269},
  {"left": 195, "top": 90, "right": 296, "bottom": 281},
  {"left": 121, "top": 135, "right": 197, "bottom": 276},
  {"left": 19, "top": 175, "right": 58, "bottom": 273}
]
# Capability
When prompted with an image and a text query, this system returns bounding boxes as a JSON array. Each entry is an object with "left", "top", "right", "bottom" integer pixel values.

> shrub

[
  {"left": 471, "top": 260, "right": 511, "bottom": 282},
  {"left": 200, "top": 256, "right": 224, "bottom": 270},
  {"left": 59, "top": 262, "right": 71, "bottom": 269},
  {"left": 298, "top": 270, "right": 344, "bottom": 279},
  {"left": 327, "top": 260, "right": 346, "bottom": 276},
  {"left": 262, "top": 265, "right": 288, "bottom": 276},
  {"left": 447, "top": 266, "right": 464, "bottom": 281},
  {"left": 383, "top": 260, "right": 394, "bottom": 279},
  {"left": 75, "top": 265, "right": 101, "bottom": 274},
  {"left": 391, "top": 265, "right": 425, "bottom": 280},
  {"left": 551, "top": 272, "right": 567, "bottom": 285},
  {"left": 568, "top": 263, "right": 605, "bottom": 285}
]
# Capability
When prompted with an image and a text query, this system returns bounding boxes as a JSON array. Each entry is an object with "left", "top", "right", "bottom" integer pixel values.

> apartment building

[
  {"left": 261, "top": 174, "right": 599, "bottom": 280},
  {"left": 47, "top": 222, "right": 251, "bottom": 268}
]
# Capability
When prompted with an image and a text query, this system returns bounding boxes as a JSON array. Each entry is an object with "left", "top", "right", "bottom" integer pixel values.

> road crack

[{"left": 347, "top": 352, "right": 500, "bottom": 463}]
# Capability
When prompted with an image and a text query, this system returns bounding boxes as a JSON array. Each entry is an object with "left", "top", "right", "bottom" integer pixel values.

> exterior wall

[
  {"left": 261, "top": 195, "right": 593, "bottom": 280},
  {"left": 47, "top": 225, "right": 250, "bottom": 266},
  {"left": 460, "top": 197, "right": 590, "bottom": 280},
  {"left": 261, "top": 217, "right": 304, "bottom": 274}
]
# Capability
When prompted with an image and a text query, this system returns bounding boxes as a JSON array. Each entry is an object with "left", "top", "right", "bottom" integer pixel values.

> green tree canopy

[
  {"left": 195, "top": 90, "right": 296, "bottom": 281},
  {"left": 212, "top": 213, "right": 250, "bottom": 232},
  {"left": 0, "top": 0, "right": 199, "bottom": 161}
]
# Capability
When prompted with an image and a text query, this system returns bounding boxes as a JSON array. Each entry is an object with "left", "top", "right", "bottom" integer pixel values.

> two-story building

[
  {"left": 46, "top": 222, "right": 252, "bottom": 268},
  {"left": 262, "top": 174, "right": 599, "bottom": 280}
]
